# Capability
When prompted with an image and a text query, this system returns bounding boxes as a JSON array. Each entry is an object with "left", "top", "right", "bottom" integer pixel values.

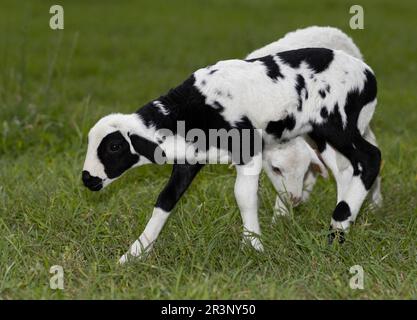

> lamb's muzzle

[{"left": 82, "top": 170, "right": 103, "bottom": 191}]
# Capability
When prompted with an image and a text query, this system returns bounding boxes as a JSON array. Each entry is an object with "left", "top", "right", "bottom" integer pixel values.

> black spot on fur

[
  {"left": 265, "top": 115, "right": 296, "bottom": 139},
  {"left": 209, "top": 69, "right": 218, "bottom": 75},
  {"left": 295, "top": 74, "right": 306, "bottom": 111},
  {"left": 201, "top": 80, "right": 206, "bottom": 86},
  {"left": 295, "top": 74, "right": 305, "bottom": 92},
  {"left": 277, "top": 48, "right": 334, "bottom": 73},
  {"left": 319, "top": 89, "right": 326, "bottom": 99},
  {"left": 97, "top": 131, "right": 139, "bottom": 179},
  {"left": 320, "top": 107, "right": 328, "bottom": 118},
  {"left": 326, "top": 84, "right": 331, "bottom": 93},
  {"left": 333, "top": 201, "right": 351, "bottom": 221},
  {"left": 247, "top": 55, "right": 284, "bottom": 81}
]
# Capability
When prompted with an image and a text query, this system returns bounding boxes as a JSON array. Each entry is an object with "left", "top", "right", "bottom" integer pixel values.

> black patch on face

[
  {"left": 130, "top": 134, "right": 166, "bottom": 163},
  {"left": 265, "top": 115, "right": 296, "bottom": 139},
  {"left": 332, "top": 201, "right": 351, "bottom": 221},
  {"left": 295, "top": 74, "right": 306, "bottom": 111},
  {"left": 97, "top": 131, "right": 139, "bottom": 179},
  {"left": 247, "top": 55, "right": 284, "bottom": 81},
  {"left": 319, "top": 89, "right": 326, "bottom": 98},
  {"left": 277, "top": 48, "right": 334, "bottom": 73}
]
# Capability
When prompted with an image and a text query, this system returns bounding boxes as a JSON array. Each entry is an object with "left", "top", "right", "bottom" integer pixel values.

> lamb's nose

[
  {"left": 82, "top": 170, "right": 103, "bottom": 191},
  {"left": 82, "top": 170, "right": 91, "bottom": 183}
]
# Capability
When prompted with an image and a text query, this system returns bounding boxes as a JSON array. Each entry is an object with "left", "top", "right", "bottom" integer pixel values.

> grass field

[{"left": 0, "top": 0, "right": 416, "bottom": 299}]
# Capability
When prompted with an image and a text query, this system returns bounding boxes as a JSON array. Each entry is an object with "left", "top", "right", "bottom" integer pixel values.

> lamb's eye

[
  {"left": 109, "top": 142, "right": 122, "bottom": 153},
  {"left": 272, "top": 166, "right": 282, "bottom": 175}
]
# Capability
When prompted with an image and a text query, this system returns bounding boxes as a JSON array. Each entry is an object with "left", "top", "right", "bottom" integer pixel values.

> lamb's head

[
  {"left": 82, "top": 113, "right": 156, "bottom": 191},
  {"left": 264, "top": 137, "right": 328, "bottom": 205}
]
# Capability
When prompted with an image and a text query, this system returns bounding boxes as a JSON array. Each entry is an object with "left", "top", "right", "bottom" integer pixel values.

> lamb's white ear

[{"left": 304, "top": 141, "right": 328, "bottom": 179}]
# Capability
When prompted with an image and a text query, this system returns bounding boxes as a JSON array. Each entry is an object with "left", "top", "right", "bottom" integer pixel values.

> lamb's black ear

[{"left": 129, "top": 134, "right": 166, "bottom": 164}]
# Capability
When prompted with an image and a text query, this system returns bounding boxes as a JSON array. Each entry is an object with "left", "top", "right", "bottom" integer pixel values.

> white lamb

[{"left": 247, "top": 26, "right": 382, "bottom": 217}]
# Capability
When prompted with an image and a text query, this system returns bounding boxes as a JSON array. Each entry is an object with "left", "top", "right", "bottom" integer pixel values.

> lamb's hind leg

[
  {"left": 363, "top": 127, "right": 383, "bottom": 208},
  {"left": 310, "top": 139, "right": 353, "bottom": 204},
  {"left": 311, "top": 127, "right": 382, "bottom": 210},
  {"left": 327, "top": 132, "right": 381, "bottom": 243}
]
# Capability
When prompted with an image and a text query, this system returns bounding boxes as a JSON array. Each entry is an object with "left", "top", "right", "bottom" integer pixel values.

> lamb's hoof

[
  {"left": 328, "top": 227, "right": 345, "bottom": 244},
  {"left": 272, "top": 211, "right": 289, "bottom": 223},
  {"left": 118, "top": 254, "right": 129, "bottom": 265},
  {"left": 242, "top": 236, "right": 264, "bottom": 252},
  {"left": 118, "top": 240, "right": 152, "bottom": 264},
  {"left": 369, "top": 197, "right": 383, "bottom": 211},
  {"left": 251, "top": 238, "right": 264, "bottom": 252},
  {"left": 118, "top": 251, "right": 146, "bottom": 265}
]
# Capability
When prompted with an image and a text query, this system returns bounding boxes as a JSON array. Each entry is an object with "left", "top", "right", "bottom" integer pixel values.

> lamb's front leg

[
  {"left": 119, "top": 163, "right": 203, "bottom": 264},
  {"left": 234, "top": 162, "right": 263, "bottom": 252}
]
